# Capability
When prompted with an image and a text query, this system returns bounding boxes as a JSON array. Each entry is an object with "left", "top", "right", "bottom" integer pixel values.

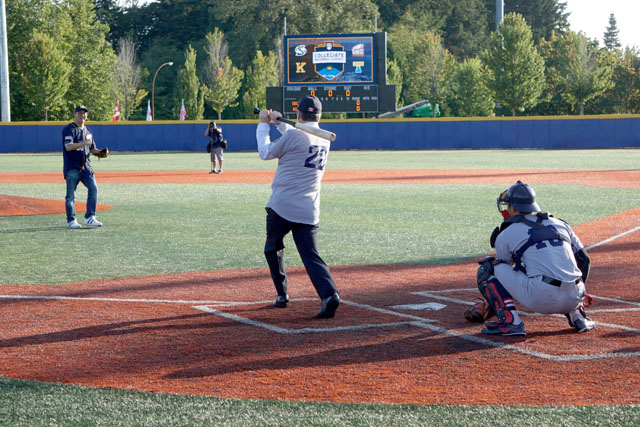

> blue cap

[
  {"left": 298, "top": 95, "right": 322, "bottom": 114},
  {"left": 75, "top": 105, "right": 88, "bottom": 113}
]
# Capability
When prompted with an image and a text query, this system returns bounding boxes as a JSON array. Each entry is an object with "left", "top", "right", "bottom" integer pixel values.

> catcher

[
  {"left": 464, "top": 181, "right": 594, "bottom": 336},
  {"left": 62, "top": 105, "right": 109, "bottom": 229}
]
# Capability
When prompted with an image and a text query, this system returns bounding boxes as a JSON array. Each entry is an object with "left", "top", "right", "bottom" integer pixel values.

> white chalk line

[
  {"left": 1, "top": 226, "right": 638, "bottom": 361},
  {"left": 585, "top": 225, "right": 640, "bottom": 251}
]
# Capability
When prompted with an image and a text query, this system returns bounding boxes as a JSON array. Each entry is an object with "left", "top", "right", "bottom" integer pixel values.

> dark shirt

[
  {"left": 208, "top": 128, "right": 223, "bottom": 148},
  {"left": 62, "top": 122, "right": 95, "bottom": 174}
]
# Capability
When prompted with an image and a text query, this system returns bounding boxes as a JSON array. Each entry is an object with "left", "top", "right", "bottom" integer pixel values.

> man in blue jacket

[{"left": 62, "top": 105, "right": 109, "bottom": 228}]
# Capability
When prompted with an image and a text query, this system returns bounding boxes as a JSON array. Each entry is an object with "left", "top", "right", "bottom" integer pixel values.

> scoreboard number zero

[{"left": 284, "top": 85, "right": 379, "bottom": 114}]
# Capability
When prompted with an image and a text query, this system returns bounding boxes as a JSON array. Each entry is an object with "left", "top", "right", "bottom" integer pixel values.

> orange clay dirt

[{"left": 0, "top": 169, "right": 639, "bottom": 405}]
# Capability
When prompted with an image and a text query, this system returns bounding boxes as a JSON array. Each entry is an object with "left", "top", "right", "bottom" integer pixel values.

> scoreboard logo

[
  {"left": 285, "top": 34, "right": 375, "bottom": 85},
  {"left": 313, "top": 41, "right": 346, "bottom": 80}
]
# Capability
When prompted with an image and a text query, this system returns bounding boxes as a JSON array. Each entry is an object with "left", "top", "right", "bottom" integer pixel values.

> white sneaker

[
  {"left": 83, "top": 216, "right": 102, "bottom": 227},
  {"left": 67, "top": 219, "right": 81, "bottom": 229}
]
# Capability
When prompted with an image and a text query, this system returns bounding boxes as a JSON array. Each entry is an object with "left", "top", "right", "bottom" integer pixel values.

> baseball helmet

[{"left": 497, "top": 180, "right": 540, "bottom": 215}]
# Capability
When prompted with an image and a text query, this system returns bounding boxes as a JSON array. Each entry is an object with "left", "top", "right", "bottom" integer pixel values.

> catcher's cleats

[
  {"left": 464, "top": 299, "right": 495, "bottom": 323},
  {"left": 565, "top": 295, "right": 595, "bottom": 333},
  {"left": 482, "top": 320, "right": 526, "bottom": 336}
]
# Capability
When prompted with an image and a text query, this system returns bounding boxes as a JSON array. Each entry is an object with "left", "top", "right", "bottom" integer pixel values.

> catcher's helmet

[{"left": 497, "top": 180, "right": 540, "bottom": 214}]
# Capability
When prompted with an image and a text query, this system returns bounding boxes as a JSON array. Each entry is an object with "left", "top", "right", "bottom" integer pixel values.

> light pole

[{"left": 151, "top": 61, "right": 173, "bottom": 120}]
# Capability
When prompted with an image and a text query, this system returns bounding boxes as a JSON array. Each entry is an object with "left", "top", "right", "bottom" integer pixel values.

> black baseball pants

[{"left": 264, "top": 208, "right": 337, "bottom": 300}]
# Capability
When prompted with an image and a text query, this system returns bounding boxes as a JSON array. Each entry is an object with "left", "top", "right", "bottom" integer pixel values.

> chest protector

[{"left": 505, "top": 212, "right": 570, "bottom": 272}]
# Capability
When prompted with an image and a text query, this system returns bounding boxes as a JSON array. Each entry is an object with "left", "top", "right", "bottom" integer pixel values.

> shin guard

[{"left": 478, "top": 277, "right": 516, "bottom": 324}]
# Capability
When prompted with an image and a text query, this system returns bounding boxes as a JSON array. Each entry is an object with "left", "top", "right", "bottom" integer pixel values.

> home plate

[{"left": 391, "top": 302, "right": 447, "bottom": 311}]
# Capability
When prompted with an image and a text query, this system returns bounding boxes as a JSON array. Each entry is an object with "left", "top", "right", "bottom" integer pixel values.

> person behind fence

[
  {"left": 62, "top": 105, "right": 109, "bottom": 229},
  {"left": 205, "top": 120, "right": 224, "bottom": 174},
  {"left": 464, "top": 180, "right": 594, "bottom": 337}
]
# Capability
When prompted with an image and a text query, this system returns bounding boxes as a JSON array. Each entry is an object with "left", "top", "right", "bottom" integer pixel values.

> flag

[
  {"left": 179, "top": 99, "right": 187, "bottom": 121},
  {"left": 112, "top": 101, "right": 120, "bottom": 122},
  {"left": 146, "top": 100, "right": 152, "bottom": 121}
]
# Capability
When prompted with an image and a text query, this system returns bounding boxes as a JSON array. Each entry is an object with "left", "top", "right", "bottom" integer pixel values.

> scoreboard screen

[
  {"left": 284, "top": 34, "right": 376, "bottom": 85},
  {"left": 283, "top": 85, "right": 378, "bottom": 114}
]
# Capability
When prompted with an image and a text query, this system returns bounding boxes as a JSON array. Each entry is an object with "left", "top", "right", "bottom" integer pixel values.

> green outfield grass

[
  {"left": 1, "top": 148, "right": 640, "bottom": 172},
  {"left": 1, "top": 150, "right": 639, "bottom": 424}
]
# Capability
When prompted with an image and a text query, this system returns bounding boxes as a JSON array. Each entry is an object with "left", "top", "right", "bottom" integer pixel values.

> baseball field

[{"left": 1, "top": 149, "right": 639, "bottom": 425}]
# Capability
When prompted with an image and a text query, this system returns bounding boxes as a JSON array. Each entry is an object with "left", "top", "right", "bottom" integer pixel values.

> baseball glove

[
  {"left": 94, "top": 147, "right": 109, "bottom": 158},
  {"left": 464, "top": 299, "right": 495, "bottom": 323}
]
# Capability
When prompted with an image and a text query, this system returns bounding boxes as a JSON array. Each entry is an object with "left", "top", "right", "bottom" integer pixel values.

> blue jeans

[{"left": 65, "top": 169, "right": 98, "bottom": 222}]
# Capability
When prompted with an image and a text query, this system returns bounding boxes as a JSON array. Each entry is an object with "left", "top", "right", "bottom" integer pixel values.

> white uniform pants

[{"left": 493, "top": 263, "right": 586, "bottom": 314}]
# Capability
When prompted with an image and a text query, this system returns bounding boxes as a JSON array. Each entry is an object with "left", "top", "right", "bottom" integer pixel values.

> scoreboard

[
  {"left": 283, "top": 85, "right": 378, "bottom": 113},
  {"left": 266, "top": 32, "right": 396, "bottom": 115}
]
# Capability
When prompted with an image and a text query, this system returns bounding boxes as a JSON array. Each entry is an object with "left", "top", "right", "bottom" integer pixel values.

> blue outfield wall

[{"left": 1, "top": 115, "right": 639, "bottom": 153}]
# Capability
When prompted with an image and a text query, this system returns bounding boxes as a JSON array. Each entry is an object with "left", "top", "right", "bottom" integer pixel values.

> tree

[
  {"left": 61, "top": 0, "right": 118, "bottom": 120},
  {"left": 603, "top": 13, "right": 622, "bottom": 51},
  {"left": 482, "top": 13, "right": 545, "bottom": 116},
  {"left": 440, "top": 0, "right": 490, "bottom": 59},
  {"left": 201, "top": 29, "right": 244, "bottom": 120},
  {"left": 499, "top": 0, "right": 570, "bottom": 43},
  {"left": 386, "top": 59, "right": 403, "bottom": 107},
  {"left": 534, "top": 30, "right": 574, "bottom": 115},
  {"left": 562, "top": 33, "right": 613, "bottom": 115},
  {"left": 451, "top": 58, "right": 494, "bottom": 117},
  {"left": 403, "top": 32, "right": 456, "bottom": 116},
  {"left": 112, "top": 38, "right": 147, "bottom": 121},
  {"left": 15, "top": 31, "right": 71, "bottom": 121},
  {"left": 174, "top": 45, "right": 205, "bottom": 121},
  {"left": 596, "top": 54, "right": 640, "bottom": 114},
  {"left": 241, "top": 51, "right": 279, "bottom": 118}
]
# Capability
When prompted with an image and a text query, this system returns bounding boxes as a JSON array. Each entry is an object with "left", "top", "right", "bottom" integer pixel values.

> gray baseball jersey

[
  {"left": 256, "top": 121, "right": 330, "bottom": 225},
  {"left": 493, "top": 215, "right": 586, "bottom": 314},
  {"left": 495, "top": 215, "right": 584, "bottom": 281}
]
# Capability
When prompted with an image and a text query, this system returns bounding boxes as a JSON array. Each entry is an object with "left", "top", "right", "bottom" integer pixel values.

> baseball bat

[{"left": 253, "top": 108, "right": 336, "bottom": 142}]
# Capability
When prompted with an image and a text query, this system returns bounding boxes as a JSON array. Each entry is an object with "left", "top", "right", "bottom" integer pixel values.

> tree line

[{"left": 6, "top": 0, "right": 640, "bottom": 121}]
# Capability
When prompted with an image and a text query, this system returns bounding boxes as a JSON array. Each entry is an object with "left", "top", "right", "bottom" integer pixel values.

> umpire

[{"left": 255, "top": 96, "right": 340, "bottom": 319}]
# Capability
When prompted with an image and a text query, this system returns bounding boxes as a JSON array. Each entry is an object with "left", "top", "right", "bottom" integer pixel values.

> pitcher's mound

[{"left": 0, "top": 194, "right": 113, "bottom": 217}]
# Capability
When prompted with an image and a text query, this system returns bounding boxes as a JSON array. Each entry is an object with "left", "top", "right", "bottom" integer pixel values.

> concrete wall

[{"left": 1, "top": 115, "right": 639, "bottom": 153}]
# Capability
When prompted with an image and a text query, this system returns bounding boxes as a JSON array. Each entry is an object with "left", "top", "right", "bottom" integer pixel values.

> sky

[{"left": 564, "top": 0, "right": 640, "bottom": 48}]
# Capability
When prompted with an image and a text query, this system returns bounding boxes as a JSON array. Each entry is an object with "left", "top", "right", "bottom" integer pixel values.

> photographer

[{"left": 204, "top": 121, "right": 224, "bottom": 174}]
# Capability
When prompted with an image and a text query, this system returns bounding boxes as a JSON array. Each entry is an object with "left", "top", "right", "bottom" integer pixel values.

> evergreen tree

[
  {"left": 451, "top": 58, "right": 494, "bottom": 117},
  {"left": 603, "top": 13, "right": 622, "bottom": 51},
  {"left": 175, "top": 45, "right": 205, "bottom": 121},
  {"left": 482, "top": 13, "right": 545, "bottom": 116},
  {"left": 202, "top": 29, "right": 244, "bottom": 120},
  {"left": 241, "top": 51, "right": 279, "bottom": 118}
]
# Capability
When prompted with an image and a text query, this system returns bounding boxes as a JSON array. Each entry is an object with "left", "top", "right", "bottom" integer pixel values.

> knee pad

[{"left": 478, "top": 278, "right": 515, "bottom": 323}]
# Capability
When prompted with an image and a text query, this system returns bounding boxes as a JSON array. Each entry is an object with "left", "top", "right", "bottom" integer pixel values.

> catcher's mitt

[
  {"left": 464, "top": 299, "right": 495, "bottom": 323},
  {"left": 95, "top": 147, "right": 109, "bottom": 158}
]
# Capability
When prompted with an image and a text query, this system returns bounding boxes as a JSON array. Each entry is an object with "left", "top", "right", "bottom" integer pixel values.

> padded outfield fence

[{"left": 1, "top": 115, "right": 639, "bottom": 153}]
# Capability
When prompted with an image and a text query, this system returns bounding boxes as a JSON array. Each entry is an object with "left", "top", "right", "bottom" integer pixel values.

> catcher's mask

[{"left": 497, "top": 180, "right": 540, "bottom": 219}]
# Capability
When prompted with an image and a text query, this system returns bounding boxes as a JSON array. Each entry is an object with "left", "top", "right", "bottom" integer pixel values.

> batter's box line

[
  {"left": 412, "top": 290, "right": 640, "bottom": 334},
  {"left": 193, "top": 299, "right": 437, "bottom": 334}
]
